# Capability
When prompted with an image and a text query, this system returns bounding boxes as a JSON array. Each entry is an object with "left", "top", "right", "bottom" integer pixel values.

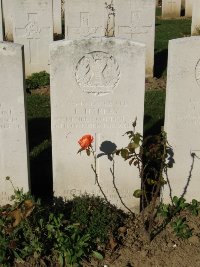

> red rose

[{"left": 78, "top": 134, "right": 94, "bottom": 150}]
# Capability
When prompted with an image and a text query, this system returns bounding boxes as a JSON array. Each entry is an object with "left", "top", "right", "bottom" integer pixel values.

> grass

[
  {"left": 26, "top": 10, "right": 190, "bottom": 199},
  {"left": 154, "top": 8, "right": 191, "bottom": 78}
]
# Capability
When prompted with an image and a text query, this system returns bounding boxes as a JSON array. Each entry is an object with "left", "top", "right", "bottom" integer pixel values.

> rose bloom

[{"left": 78, "top": 134, "right": 94, "bottom": 149}]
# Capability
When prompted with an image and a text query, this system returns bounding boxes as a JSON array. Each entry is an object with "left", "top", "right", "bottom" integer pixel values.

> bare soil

[{"left": 83, "top": 209, "right": 200, "bottom": 267}]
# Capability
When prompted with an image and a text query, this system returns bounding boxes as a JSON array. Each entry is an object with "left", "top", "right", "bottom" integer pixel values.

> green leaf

[
  {"left": 86, "top": 149, "right": 90, "bottom": 156},
  {"left": 147, "top": 178, "right": 156, "bottom": 185},
  {"left": 133, "top": 189, "right": 144, "bottom": 198},
  {"left": 120, "top": 149, "right": 129, "bottom": 160},
  {"left": 92, "top": 251, "right": 104, "bottom": 261},
  {"left": 77, "top": 148, "right": 84, "bottom": 154}
]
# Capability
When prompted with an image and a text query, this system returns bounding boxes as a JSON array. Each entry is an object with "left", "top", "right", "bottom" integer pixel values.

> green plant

[
  {"left": 69, "top": 195, "right": 125, "bottom": 245},
  {"left": 46, "top": 213, "right": 90, "bottom": 266},
  {"left": 171, "top": 217, "right": 192, "bottom": 239},
  {"left": 187, "top": 199, "right": 200, "bottom": 216},
  {"left": 25, "top": 71, "right": 50, "bottom": 90}
]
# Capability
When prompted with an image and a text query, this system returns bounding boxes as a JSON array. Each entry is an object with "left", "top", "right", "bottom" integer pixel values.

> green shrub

[
  {"left": 25, "top": 71, "right": 50, "bottom": 90},
  {"left": 68, "top": 194, "right": 126, "bottom": 244}
]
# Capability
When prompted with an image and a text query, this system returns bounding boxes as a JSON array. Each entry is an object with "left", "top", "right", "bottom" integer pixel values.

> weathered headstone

[
  {"left": 115, "top": 0, "right": 156, "bottom": 77},
  {"left": 185, "top": 0, "right": 194, "bottom": 17},
  {"left": 50, "top": 38, "right": 145, "bottom": 212},
  {"left": 164, "top": 37, "right": 200, "bottom": 203},
  {"left": 162, "top": 0, "right": 181, "bottom": 18},
  {"left": 2, "top": 0, "right": 13, "bottom": 41},
  {"left": 13, "top": 0, "right": 53, "bottom": 76},
  {"left": 0, "top": 42, "right": 29, "bottom": 205},
  {"left": 0, "top": 0, "right": 3, "bottom": 41},
  {"left": 53, "top": 0, "right": 62, "bottom": 35},
  {"left": 191, "top": 0, "right": 200, "bottom": 35},
  {"left": 181, "top": 0, "right": 185, "bottom": 9},
  {"left": 65, "top": 0, "right": 106, "bottom": 39}
]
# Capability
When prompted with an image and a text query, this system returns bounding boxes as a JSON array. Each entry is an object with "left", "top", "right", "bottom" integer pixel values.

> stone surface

[
  {"left": 65, "top": 0, "right": 106, "bottom": 39},
  {"left": 162, "top": 0, "right": 181, "bottom": 18},
  {"left": 0, "top": 0, "right": 3, "bottom": 41},
  {"left": 53, "top": 0, "right": 62, "bottom": 34},
  {"left": 164, "top": 37, "right": 200, "bottom": 203},
  {"left": 185, "top": 0, "right": 194, "bottom": 17},
  {"left": 115, "top": 0, "right": 156, "bottom": 77},
  {"left": 0, "top": 42, "right": 29, "bottom": 205},
  {"left": 65, "top": 0, "right": 155, "bottom": 77},
  {"left": 13, "top": 0, "right": 53, "bottom": 76},
  {"left": 191, "top": 0, "right": 200, "bottom": 35},
  {"left": 50, "top": 37, "right": 145, "bottom": 212},
  {"left": 2, "top": 0, "right": 13, "bottom": 41}
]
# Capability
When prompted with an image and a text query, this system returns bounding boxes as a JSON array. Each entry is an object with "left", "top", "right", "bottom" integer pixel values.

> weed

[
  {"left": 187, "top": 199, "right": 200, "bottom": 216},
  {"left": 171, "top": 217, "right": 192, "bottom": 239},
  {"left": 25, "top": 71, "right": 50, "bottom": 90}
]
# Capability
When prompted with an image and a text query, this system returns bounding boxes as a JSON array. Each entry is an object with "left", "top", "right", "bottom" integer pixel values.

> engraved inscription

[
  {"left": 0, "top": 103, "right": 20, "bottom": 129},
  {"left": 119, "top": 10, "right": 152, "bottom": 37},
  {"left": 25, "top": 17, "right": 41, "bottom": 38},
  {"left": 195, "top": 59, "right": 200, "bottom": 88},
  {"left": 75, "top": 51, "right": 120, "bottom": 95},
  {"left": 15, "top": 12, "right": 50, "bottom": 64},
  {"left": 68, "top": 12, "right": 103, "bottom": 37}
]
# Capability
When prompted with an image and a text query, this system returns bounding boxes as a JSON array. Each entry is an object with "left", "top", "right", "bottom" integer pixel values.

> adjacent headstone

[
  {"left": 115, "top": 0, "right": 156, "bottom": 77},
  {"left": 185, "top": 0, "right": 194, "bottom": 17},
  {"left": 50, "top": 38, "right": 145, "bottom": 212},
  {"left": 65, "top": 0, "right": 106, "bottom": 39},
  {"left": 0, "top": 42, "right": 29, "bottom": 205},
  {"left": 2, "top": 0, "right": 13, "bottom": 41},
  {"left": 13, "top": 0, "right": 53, "bottom": 76},
  {"left": 191, "top": 0, "right": 200, "bottom": 35},
  {"left": 181, "top": 0, "right": 185, "bottom": 9},
  {"left": 53, "top": 0, "right": 62, "bottom": 35},
  {"left": 162, "top": 0, "right": 181, "bottom": 18},
  {"left": 0, "top": 0, "right": 3, "bottom": 41},
  {"left": 164, "top": 37, "right": 200, "bottom": 203}
]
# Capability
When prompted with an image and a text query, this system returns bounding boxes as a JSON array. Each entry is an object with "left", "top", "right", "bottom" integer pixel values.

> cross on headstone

[
  {"left": 15, "top": 13, "right": 50, "bottom": 64},
  {"left": 118, "top": 10, "right": 152, "bottom": 37},
  {"left": 68, "top": 12, "right": 103, "bottom": 37}
]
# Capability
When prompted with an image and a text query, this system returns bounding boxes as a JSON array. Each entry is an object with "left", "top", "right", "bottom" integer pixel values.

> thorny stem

[
  {"left": 110, "top": 157, "right": 134, "bottom": 215},
  {"left": 90, "top": 146, "right": 109, "bottom": 203}
]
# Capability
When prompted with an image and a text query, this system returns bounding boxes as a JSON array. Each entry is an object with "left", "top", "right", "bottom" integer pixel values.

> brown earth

[{"left": 82, "top": 209, "right": 200, "bottom": 267}]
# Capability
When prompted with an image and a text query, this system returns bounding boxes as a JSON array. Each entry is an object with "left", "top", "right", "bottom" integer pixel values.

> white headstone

[
  {"left": 115, "top": 0, "right": 156, "bottom": 77},
  {"left": 0, "top": 0, "right": 3, "bottom": 41},
  {"left": 50, "top": 38, "right": 145, "bottom": 212},
  {"left": 185, "top": 0, "right": 194, "bottom": 17},
  {"left": 164, "top": 37, "right": 200, "bottom": 203},
  {"left": 0, "top": 42, "right": 29, "bottom": 205},
  {"left": 13, "top": 0, "right": 53, "bottom": 76},
  {"left": 65, "top": 0, "right": 106, "bottom": 39},
  {"left": 181, "top": 0, "right": 185, "bottom": 9},
  {"left": 162, "top": 0, "right": 181, "bottom": 18},
  {"left": 191, "top": 0, "right": 200, "bottom": 35},
  {"left": 53, "top": 0, "right": 62, "bottom": 35},
  {"left": 2, "top": 0, "right": 13, "bottom": 41}
]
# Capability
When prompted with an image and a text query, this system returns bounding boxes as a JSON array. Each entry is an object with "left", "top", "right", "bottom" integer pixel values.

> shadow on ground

[
  {"left": 28, "top": 118, "right": 53, "bottom": 202},
  {"left": 154, "top": 49, "right": 168, "bottom": 78}
]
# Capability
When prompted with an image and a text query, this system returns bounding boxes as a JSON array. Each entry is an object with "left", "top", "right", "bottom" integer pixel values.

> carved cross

[{"left": 118, "top": 10, "right": 152, "bottom": 37}]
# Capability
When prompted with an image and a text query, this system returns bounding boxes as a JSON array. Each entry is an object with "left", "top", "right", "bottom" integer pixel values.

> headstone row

[
  {"left": 65, "top": 0, "right": 155, "bottom": 77},
  {"left": 1, "top": 0, "right": 156, "bottom": 77}
]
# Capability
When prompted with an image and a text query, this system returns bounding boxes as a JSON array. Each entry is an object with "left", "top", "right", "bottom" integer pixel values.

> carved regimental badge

[
  {"left": 75, "top": 51, "right": 120, "bottom": 96},
  {"left": 195, "top": 59, "right": 200, "bottom": 88}
]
